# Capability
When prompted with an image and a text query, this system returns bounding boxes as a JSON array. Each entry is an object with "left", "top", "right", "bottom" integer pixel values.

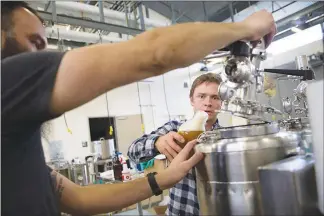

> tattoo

[
  {"left": 57, "top": 177, "right": 65, "bottom": 199},
  {"left": 50, "top": 171, "right": 65, "bottom": 199}
]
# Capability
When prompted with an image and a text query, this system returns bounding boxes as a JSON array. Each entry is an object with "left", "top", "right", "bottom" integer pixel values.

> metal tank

[
  {"left": 70, "top": 163, "right": 90, "bottom": 186},
  {"left": 258, "top": 155, "right": 321, "bottom": 216},
  {"left": 195, "top": 122, "right": 300, "bottom": 216},
  {"left": 279, "top": 117, "right": 313, "bottom": 154}
]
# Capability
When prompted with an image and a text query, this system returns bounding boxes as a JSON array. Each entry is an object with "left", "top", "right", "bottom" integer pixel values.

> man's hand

[
  {"left": 156, "top": 140, "right": 204, "bottom": 189},
  {"left": 155, "top": 131, "right": 185, "bottom": 162},
  {"left": 240, "top": 9, "right": 277, "bottom": 48}
]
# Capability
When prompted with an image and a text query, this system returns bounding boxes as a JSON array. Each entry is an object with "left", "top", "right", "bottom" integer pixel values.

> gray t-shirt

[{"left": 2, "top": 51, "right": 65, "bottom": 216}]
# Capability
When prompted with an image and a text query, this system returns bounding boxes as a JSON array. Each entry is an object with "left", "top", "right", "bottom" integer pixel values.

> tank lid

[{"left": 197, "top": 122, "right": 279, "bottom": 143}]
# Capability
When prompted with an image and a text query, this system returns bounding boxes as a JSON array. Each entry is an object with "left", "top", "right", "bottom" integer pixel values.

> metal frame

[
  {"left": 37, "top": 10, "right": 143, "bottom": 35},
  {"left": 276, "top": 2, "right": 324, "bottom": 30}
]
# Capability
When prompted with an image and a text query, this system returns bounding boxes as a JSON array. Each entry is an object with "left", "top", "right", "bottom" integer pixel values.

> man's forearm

[
  {"left": 78, "top": 172, "right": 171, "bottom": 215},
  {"left": 139, "top": 22, "right": 249, "bottom": 71},
  {"left": 51, "top": 22, "right": 250, "bottom": 114}
]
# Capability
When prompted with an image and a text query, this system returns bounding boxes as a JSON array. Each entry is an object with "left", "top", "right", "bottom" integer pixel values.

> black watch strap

[{"left": 147, "top": 172, "right": 162, "bottom": 196}]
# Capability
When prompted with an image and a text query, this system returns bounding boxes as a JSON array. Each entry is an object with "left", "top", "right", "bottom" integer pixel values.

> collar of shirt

[{"left": 212, "top": 119, "right": 220, "bottom": 130}]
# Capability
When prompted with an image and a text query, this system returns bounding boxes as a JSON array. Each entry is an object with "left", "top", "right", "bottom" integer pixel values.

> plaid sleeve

[{"left": 127, "top": 121, "right": 180, "bottom": 164}]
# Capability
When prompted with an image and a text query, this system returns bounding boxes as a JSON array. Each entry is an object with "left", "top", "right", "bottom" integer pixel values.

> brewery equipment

[
  {"left": 195, "top": 123, "right": 300, "bottom": 215},
  {"left": 280, "top": 78, "right": 313, "bottom": 154},
  {"left": 85, "top": 155, "right": 96, "bottom": 184},
  {"left": 48, "top": 160, "right": 72, "bottom": 180},
  {"left": 307, "top": 79, "right": 324, "bottom": 214},
  {"left": 258, "top": 155, "right": 321, "bottom": 216},
  {"left": 92, "top": 138, "right": 111, "bottom": 160},
  {"left": 195, "top": 37, "right": 322, "bottom": 215},
  {"left": 70, "top": 159, "right": 90, "bottom": 186},
  {"left": 279, "top": 117, "right": 313, "bottom": 154}
]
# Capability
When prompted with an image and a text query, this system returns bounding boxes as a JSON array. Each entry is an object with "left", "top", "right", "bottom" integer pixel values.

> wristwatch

[{"left": 147, "top": 172, "right": 162, "bottom": 196}]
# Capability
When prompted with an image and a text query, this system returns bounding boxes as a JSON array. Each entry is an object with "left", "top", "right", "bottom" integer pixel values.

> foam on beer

[
  {"left": 178, "top": 111, "right": 209, "bottom": 132},
  {"left": 177, "top": 111, "right": 209, "bottom": 151}
]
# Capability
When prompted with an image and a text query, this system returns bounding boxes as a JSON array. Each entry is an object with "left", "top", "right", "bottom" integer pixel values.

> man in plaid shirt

[{"left": 128, "top": 73, "right": 222, "bottom": 215}]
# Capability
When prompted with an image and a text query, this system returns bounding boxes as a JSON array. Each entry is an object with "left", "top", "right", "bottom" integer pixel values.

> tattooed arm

[
  {"left": 49, "top": 169, "right": 83, "bottom": 215},
  {"left": 47, "top": 140, "right": 203, "bottom": 215}
]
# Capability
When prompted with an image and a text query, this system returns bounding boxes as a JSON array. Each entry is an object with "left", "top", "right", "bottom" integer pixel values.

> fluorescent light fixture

[
  {"left": 267, "top": 24, "right": 322, "bottom": 55},
  {"left": 306, "top": 14, "right": 324, "bottom": 23},
  {"left": 275, "top": 28, "right": 291, "bottom": 36},
  {"left": 291, "top": 26, "right": 302, "bottom": 33},
  {"left": 47, "top": 44, "right": 58, "bottom": 50}
]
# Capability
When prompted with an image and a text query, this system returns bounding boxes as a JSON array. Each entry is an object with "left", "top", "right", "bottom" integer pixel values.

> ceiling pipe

[
  {"left": 222, "top": 1, "right": 315, "bottom": 23},
  {"left": 45, "top": 26, "right": 128, "bottom": 44},
  {"left": 53, "top": 1, "right": 170, "bottom": 28},
  {"left": 276, "top": 2, "right": 324, "bottom": 29}
]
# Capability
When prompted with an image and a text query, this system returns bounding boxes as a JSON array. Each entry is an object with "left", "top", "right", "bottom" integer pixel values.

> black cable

[{"left": 162, "top": 75, "right": 171, "bottom": 121}]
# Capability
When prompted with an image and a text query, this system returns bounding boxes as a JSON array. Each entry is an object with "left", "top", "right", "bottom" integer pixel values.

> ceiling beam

[
  {"left": 143, "top": 1, "right": 194, "bottom": 23},
  {"left": 208, "top": 1, "right": 258, "bottom": 22},
  {"left": 37, "top": 10, "right": 144, "bottom": 35},
  {"left": 276, "top": 2, "right": 324, "bottom": 30},
  {"left": 47, "top": 38, "right": 87, "bottom": 48}
]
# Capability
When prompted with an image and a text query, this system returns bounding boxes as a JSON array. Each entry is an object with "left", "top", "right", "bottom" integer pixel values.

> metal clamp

[{"left": 220, "top": 97, "right": 282, "bottom": 121}]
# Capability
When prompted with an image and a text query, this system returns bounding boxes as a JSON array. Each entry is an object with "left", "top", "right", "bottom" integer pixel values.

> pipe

[
  {"left": 222, "top": 1, "right": 315, "bottom": 23},
  {"left": 45, "top": 26, "right": 127, "bottom": 44},
  {"left": 54, "top": 1, "right": 169, "bottom": 28},
  {"left": 276, "top": 2, "right": 324, "bottom": 29}
]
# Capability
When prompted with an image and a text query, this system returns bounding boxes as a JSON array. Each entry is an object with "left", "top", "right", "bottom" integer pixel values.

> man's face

[
  {"left": 190, "top": 82, "right": 222, "bottom": 121},
  {"left": 1, "top": 7, "right": 47, "bottom": 59}
]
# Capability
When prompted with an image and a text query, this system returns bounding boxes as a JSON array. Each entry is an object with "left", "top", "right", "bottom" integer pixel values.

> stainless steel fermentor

[
  {"left": 195, "top": 122, "right": 300, "bottom": 216},
  {"left": 279, "top": 117, "right": 313, "bottom": 154}
]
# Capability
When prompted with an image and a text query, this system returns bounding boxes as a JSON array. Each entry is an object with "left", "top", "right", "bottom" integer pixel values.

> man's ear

[{"left": 190, "top": 96, "right": 194, "bottom": 106}]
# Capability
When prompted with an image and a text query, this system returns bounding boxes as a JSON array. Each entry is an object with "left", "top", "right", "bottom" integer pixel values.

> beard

[{"left": 1, "top": 36, "right": 28, "bottom": 59}]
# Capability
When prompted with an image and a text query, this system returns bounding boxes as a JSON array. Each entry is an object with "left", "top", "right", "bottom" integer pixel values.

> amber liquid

[{"left": 177, "top": 131, "right": 203, "bottom": 157}]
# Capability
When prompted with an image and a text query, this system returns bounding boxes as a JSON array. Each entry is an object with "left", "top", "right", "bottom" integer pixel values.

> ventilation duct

[
  {"left": 35, "top": 1, "right": 170, "bottom": 29},
  {"left": 45, "top": 26, "right": 128, "bottom": 44}
]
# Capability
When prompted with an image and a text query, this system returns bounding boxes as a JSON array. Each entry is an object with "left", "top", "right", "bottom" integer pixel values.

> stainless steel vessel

[
  {"left": 195, "top": 123, "right": 300, "bottom": 215},
  {"left": 280, "top": 117, "right": 313, "bottom": 153},
  {"left": 70, "top": 163, "right": 90, "bottom": 186},
  {"left": 47, "top": 160, "right": 72, "bottom": 180},
  {"left": 258, "top": 155, "right": 321, "bottom": 216}
]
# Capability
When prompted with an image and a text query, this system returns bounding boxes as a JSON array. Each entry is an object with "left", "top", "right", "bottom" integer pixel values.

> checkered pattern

[{"left": 127, "top": 119, "right": 220, "bottom": 215}]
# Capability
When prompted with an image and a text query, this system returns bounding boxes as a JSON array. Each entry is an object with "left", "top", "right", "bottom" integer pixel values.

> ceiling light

[
  {"left": 47, "top": 44, "right": 58, "bottom": 50},
  {"left": 306, "top": 14, "right": 324, "bottom": 23}
]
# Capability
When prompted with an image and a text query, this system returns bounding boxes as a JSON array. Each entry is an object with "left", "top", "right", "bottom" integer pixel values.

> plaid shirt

[{"left": 127, "top": 119, "right": 220, "bottom": 216}]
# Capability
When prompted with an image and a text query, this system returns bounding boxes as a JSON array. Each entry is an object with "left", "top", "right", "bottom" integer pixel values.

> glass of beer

[{"left": 177, "top": 111, "right": 208, "bottom": 156}]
